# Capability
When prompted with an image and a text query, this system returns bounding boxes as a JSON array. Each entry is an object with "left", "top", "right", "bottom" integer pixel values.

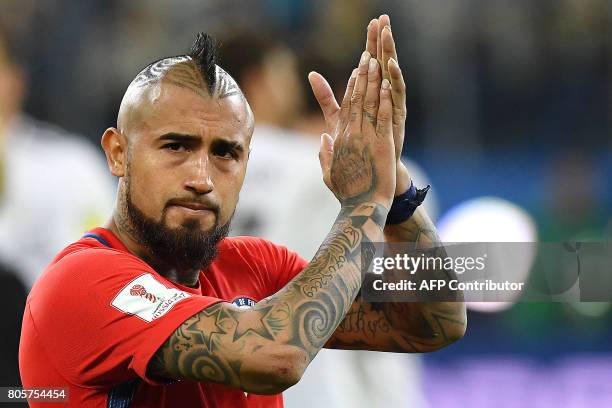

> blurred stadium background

[{"left": 1, "top": 0, "right": 611, "bottom": 406}]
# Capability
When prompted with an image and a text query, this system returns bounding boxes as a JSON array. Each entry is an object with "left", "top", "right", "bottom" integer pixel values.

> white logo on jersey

[
  {"left": 111, "top": 273, "right": 191, "bottom": 322},
  {"left": 232, "top": 296, "right": 257, "bottom": 309}
]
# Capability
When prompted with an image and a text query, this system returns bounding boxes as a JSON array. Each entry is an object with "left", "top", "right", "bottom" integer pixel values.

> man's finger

[
  {"left": 388, "top": 57, "right": 407, "bottom": 159},
  {"left": 376, "top": 15, "right": 385, "bottom": 63},
  {"left": 381, "top": 24, "right": 398, "bottom": 80},
  {"left": 338, "top": 68, "right": 358, "bottom": 134},
  {"left": 362, "top": 58, "right": 381, "bottom": 130},
  {"left": 308, "top": 71, "right": 340, "bottom": 132},
  {"left": 370, "top": 78, "right": 396, "bottom": 178},
  {"left": 318, "top": 133, "right": 334, "bottom": 188},
  {"left": 376, "top": 14, "right": 391, "bottom": 66},
  {"left": 349, "top": 51, "right": 371, "bottom": 133},
  {"left": 376, "top": 79, "right": 393, "bottom": 140},
  {"left": 366, "top": 19, "right": 378, "bottom": 57},
  {"left": 388, "top": 57, "right": 406, "bottom": 119}
]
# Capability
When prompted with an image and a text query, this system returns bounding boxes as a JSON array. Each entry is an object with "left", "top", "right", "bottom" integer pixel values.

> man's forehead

[{"left": 136, "top": 82, "right": 253, "bottom": 142}]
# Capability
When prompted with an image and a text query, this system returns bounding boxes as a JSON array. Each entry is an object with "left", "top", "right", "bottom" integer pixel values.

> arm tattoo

[
  {"left": 331, "top": 143, "right": 375, "bottom": 202},
  {"left": 326, "top": 207, "right": 467, "bottom": 353}
]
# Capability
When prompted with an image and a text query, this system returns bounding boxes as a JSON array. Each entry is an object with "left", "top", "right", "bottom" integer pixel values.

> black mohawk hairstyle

[{"left": 188, "top": 32, "right": 218, "bottom": 95}]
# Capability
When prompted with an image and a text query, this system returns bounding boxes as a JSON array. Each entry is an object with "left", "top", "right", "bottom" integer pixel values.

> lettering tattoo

[{"left": 335, "top": 302, "right": 391, "bottom": 340}]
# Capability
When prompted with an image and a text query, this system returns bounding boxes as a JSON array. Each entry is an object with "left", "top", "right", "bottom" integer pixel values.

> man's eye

[
  {"left": 164, "top": 143, "right": 186, "bottom": 152},
  {"left": 215, "top": 148, "right": 238, "bottom": 160}
]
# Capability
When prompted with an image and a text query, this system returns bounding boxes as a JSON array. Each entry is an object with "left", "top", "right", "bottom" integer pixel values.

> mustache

[{"left": 165, "top": 197, "right": 221, "bottom": 215}]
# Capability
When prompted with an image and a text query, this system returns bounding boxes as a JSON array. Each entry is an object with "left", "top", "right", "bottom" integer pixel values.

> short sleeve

[
  {"left": 27, "top": 248, "right": 222, "bottom": 387},
  {"left": 267, "top": 242, "right": 309, "bottom": 292},
  {"left": 231, "top": 237, "right": 308, "bottom": 295}
]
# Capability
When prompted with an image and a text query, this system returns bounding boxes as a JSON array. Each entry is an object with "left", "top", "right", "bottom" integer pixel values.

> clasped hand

[{"left": 310, "top": 15, "right": 411, "bottom": 206}]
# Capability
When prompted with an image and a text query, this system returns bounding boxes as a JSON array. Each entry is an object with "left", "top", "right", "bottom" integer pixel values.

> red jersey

[{"left": 19, "top": 227, "right": 307, "bottom": 407}]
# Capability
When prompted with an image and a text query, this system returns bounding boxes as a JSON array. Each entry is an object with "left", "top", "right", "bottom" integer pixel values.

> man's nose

[{"left": 184, "top": 154, "right": 214, "bottom": 194}]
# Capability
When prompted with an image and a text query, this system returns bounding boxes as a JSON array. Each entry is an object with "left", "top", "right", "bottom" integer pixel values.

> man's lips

[{"left": 168, "top": 202, "right": 217, "bottom": 213}]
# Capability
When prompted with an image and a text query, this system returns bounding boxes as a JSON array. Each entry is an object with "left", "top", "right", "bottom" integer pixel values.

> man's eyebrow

[
  {"left": 159, "top": 132, "right": 245, "bottom": 152},
  {"left": 212, "top": 139, "right": 245, "bottom": 152}
]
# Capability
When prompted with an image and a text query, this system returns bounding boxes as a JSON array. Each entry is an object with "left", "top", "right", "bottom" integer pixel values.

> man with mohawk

[{"left": 20, "top": 16, "right": 465, "bottom": 408}]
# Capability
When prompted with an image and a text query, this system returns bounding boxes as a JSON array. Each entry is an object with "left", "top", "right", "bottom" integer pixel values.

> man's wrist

[
  {"left": 386, "top": 180, "right": 430, "bottom": 225},
  {"left": 395, "top": 162, "right": 412, "bottom": 196}
]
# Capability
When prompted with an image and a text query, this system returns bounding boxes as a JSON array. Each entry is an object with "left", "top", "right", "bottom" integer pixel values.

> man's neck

[{"left": 104, "top": 216, "right": 201, "bottom": 288}]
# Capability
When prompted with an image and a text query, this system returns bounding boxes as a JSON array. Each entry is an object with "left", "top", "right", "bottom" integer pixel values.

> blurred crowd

[
  {"left": 1, "top": 0, "right": 611, "bottom": 406},
  {"left": 2, "top": 0, "right": 611, "bottom": 150}
]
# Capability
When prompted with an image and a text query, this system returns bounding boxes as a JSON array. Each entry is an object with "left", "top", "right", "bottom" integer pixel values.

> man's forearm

[
  {"left": 323, "top": 206, "right": 466, "bottom": 353},
  {"left": 257, "top": 201, "right": 387, "bottom": 358},
  {"left": 381, "top": 206, "right": 467, "bottom": 349}
]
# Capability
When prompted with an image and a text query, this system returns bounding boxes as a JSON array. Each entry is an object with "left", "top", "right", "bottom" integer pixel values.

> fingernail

[
  {"left": 360, "top": 51, "right": 370, "bottom": 65},
  {"left": 382, "top": 79, "right": 391, "bottom": 90},
  {"left": 389, "top": 57, "right": 398, "bottom": 67},
  {"left": 383, "top": 25, "right": 391, "bottom": 34},
  {"left": 368, "top": 58, "right": 378, "bottom": 73}
]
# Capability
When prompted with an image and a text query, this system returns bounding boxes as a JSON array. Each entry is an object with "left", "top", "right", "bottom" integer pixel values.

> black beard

[{"left": 124, "top": 182, "right": 231, "bottom": 272}]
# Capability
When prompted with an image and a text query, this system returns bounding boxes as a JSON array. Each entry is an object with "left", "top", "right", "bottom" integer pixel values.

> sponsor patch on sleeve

[{"left": 111, "top": 273, "right": 191, "bottom": 322}]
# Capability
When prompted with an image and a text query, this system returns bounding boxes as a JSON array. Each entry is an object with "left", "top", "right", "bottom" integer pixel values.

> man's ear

[{"left": 101, "top": 127, "right": 127, "bottom": 177}]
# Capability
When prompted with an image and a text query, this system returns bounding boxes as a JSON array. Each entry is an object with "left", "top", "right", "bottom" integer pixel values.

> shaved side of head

[{"left": 117, "top": 33, "right": 247, "bottom": 137}]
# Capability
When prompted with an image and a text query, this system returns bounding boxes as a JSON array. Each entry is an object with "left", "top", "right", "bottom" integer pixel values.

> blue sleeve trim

[{"left": 83, "top": 232, "right": 112, "bottom": 248}]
